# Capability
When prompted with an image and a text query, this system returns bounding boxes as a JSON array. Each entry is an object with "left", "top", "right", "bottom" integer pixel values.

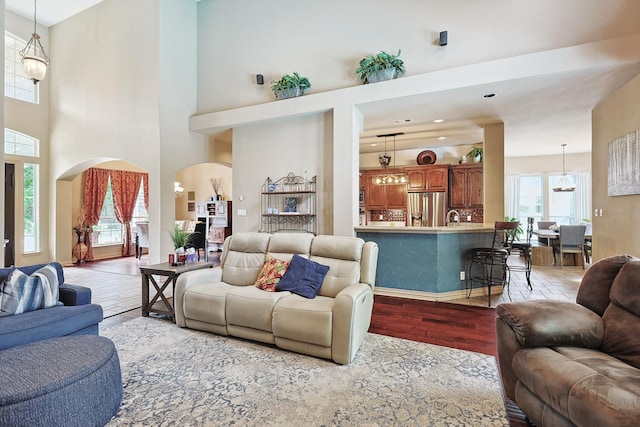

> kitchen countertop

[{"left": 354, "top": 224, "right": 494, "bottom": 234}]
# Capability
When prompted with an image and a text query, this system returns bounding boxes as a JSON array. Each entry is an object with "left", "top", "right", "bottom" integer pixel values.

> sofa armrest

[
  {"left": 58, "top": 283, "right": 92, "bottom": 306},
  {"left": 497, "top": 300, "right": 604, "bottom": 348},
  {"left": 174, "top": 267, "right": 223, "bottom": 326},
  {"left": 496, "top": 300, "right": 604, "bottom": 401},
  {"left": 332, "top": 283, "right": 374, "bottom": 364}
]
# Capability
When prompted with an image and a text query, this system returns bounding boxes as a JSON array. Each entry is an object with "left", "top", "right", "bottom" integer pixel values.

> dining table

[{"left": 532, "top": 229, "right": 593, "bottom": 264}]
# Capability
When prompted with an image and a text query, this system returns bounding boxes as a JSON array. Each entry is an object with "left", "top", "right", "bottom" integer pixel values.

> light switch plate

[{"left": 237, "top": 209, "right": 246, "bottom": 216}]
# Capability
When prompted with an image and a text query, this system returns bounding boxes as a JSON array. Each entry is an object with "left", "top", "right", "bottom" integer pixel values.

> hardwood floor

[{"left": 79, "top": 253, "right": 586, "bottom": 426}]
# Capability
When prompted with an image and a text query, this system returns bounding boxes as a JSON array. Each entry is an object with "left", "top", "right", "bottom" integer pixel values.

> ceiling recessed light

[
  {"left": 438, "top": 136, "right": 447, "bottom": 140},
  {"left": 433, "top": 119, "right": 444, "bottom": 123},
  {"left": 483, "top": 93, "right": 496, "bottom": 98},
  {"left": 370, "top": 143, "right": 377, "bottom": 147}
]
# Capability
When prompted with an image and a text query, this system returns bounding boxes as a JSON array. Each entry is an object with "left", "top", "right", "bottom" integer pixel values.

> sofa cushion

[
  {"left": 601, "top": 260, "right": 640, "bottom": 369},
  {"left": 276, "top": 254, "right": 329, "bottom": 298},
  {"left": 267, "top": 232, "right": 313, "bottom": 260},
  {"left": 272, "top": 294, "right": 334, "bottom": 347},
  {"left": 310, "top": 235, "right": 364, "bottom": 298},
  {"left": 577, "top": 254, "right": 637, "bottom": 316},
  {"left": 513, "top": 346, "right": 640, "bottom": 427},
  {"left": 221, "top": 233, "right": 271, "bottom": 286},
  {"left": 254, "top": 255, "right": 289, "bottom": 292},
  {"left": 226, "top": 286, "right": 290, "bottom": 333},
  {"left": 0, "top": 304, "right": 103, "bottom": 351},
  {"left": 0, "top": 264, "right": 61, "bottom": 316},
  {"left": 182, "top": 281, "right": 237, "bottom": 326}
]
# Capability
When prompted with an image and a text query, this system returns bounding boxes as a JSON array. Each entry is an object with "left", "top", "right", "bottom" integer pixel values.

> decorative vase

[
  {"left": 274, "top": 87, "right": 302, "bottom": 100},
  {"left": 72, "top": 230, "right": 88, "bottom": 264},
  {"left": 366, "top": 68, "right": 397, "bottom": 83},
  {"left": 175, "top": 247, "right": 186, "bottom": 263}
]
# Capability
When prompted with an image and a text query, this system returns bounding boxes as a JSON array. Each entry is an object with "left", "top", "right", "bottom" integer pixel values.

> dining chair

[
  {"left": 135, "top": 222, "right": 150, "bottom": 260},
  {"left": 536, "top": 221, "right": 557, "bottom": 246},
  {"left": 467, "top": 221, "right": 520, "bottom": 306},
  {"left": 509, "top": 217, "right": 534, "bottom": 290},
  {"left": 557, "top": 225, "right": 587, "bottom": 269},
  {"left": 187, "top": 222, "right": 207, "bottom": 261}
]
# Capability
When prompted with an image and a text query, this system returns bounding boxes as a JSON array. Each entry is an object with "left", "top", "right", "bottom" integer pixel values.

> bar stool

[
  {"left": 467, "top": 221, "right": 519, "bottom": 306},
  {"left": 509, "top": 217, "right": 534, "bottom": 290}
]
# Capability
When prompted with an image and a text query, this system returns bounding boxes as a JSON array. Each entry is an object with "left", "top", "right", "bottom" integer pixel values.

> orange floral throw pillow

[{"left": 254, "top": 255, "right": 290, "bottom": 292}]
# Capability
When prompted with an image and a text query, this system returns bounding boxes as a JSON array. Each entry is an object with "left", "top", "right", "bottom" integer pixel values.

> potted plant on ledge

[
  {"left": 355, "top": 50, "right": 406, "bottom": 84},
  {"left": 271, "top": 72, "right": 311, "bottom": 100},
  {"left": 468, "top": 146, "right": 483, "bottom": 163}
]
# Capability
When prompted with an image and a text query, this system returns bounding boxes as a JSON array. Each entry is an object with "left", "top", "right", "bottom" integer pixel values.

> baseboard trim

[{"left": 374, "top": 285, "right": 504, "bottom": 302}]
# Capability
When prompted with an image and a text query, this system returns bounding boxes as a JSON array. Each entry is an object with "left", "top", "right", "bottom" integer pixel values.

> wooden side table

[{"left": 140, "top": 261, "right": 214, "bottom": 321}]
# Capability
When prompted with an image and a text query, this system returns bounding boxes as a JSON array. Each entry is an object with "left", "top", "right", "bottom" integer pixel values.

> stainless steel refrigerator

[{"left": 407, "top": 192, "right": 446, "bottom": 227}]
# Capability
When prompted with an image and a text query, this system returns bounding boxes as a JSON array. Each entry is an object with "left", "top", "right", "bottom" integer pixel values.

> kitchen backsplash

[
  {"left": 369, "top": 209, "right": 407, "bottom": 223},
  {"left": 458, "top": 207, "right": 484, "bottom": 223},
  {"left": 368, "top": 208, "right": 483, "bottom": 224}
]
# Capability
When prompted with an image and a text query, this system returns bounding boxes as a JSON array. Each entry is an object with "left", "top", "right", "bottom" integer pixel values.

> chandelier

[
  {"left": 19, "top": 0, "right": 50, "bottom": 84},
  {"left": 372, "top": 132, "right": 408, "bottom": 185},
  {"left": 552, "top": 144, "right": 576, "bottom": 192}
]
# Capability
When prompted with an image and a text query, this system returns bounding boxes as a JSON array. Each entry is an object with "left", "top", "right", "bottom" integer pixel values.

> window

[
  {"left": 92, "top": 177, "right": 148, "bottom": 246},
  {"left": 4, "top": 32, "right": 38, "bottom": 103},
  {"left": 5, "top": 129, "right": 41, "bottom": 254},
  {"left": 517, "top": 175, "right": 543, "bottom": 224},
  {"left": 4, "top": 128, "right": 38, "bottom": 157},
  {"left": 24, "top": 163, "right": 39, "bottom": 252},
  {"left": 509, "top": 171, "right": 586, "bottom": 226},
  {"left": 549, "top": 174, "right": 576, "bottom": 224}
]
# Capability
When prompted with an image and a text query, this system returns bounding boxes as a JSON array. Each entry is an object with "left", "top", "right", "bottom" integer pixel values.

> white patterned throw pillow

[{"left": 0, "top": 264, "right": 60, "bottom": 315}]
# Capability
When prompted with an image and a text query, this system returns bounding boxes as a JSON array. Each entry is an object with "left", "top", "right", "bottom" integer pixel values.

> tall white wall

[
  {"left": 49, "top": 0, "right": 203, "bottom": 263},
  {"left": 232, "top": 113, "right": 332, "bottom": 234},
  {"left": 4, "top": 9, "right": 50, "bottom": 265},
  {"left": 196, "top": 0, "right": 640, "bottom": 113}
]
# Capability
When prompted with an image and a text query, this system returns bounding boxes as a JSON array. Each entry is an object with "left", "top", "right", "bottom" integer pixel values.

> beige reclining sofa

[{"left": 175, "top": 232, "right": 379, "bottom": 364}]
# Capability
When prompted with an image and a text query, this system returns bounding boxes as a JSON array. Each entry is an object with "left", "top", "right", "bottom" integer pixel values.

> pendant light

[
  {"left": 372, "top": 132, "right": 408, "bottom": 185},
  {"left": 20, "top": 0, "right": 50, "bottom": 84},
  {"left": 552, "top": 144, "right": 576, "bottom": 192}
]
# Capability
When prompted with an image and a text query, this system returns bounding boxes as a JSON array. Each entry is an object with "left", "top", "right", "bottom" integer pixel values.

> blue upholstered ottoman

[{"left": 0, "top": 335, "right": 122, "bottom": 427}]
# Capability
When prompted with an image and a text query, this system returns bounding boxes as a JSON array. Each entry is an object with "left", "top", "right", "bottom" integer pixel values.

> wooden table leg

[{"left": 142, "top": 272, "right": 150, "bottom": 317}]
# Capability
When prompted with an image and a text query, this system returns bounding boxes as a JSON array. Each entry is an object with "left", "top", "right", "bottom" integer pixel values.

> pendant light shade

[
  {"left": 553, "top": 144, "right": 576, "bottom": 192},
  {"left": 372, "top": 133, "right": 408, "bottom": 185},
  {"left": 20, "top": 0, "right": 49, "bottom": 84}
]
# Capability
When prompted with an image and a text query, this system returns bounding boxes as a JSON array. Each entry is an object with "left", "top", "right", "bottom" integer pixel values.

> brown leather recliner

[{"left": 496, "top": 254, "right": 640, "bottom": 427}]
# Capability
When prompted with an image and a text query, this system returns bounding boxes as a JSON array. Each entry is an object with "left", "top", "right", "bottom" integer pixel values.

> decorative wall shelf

[{"left": 260, "top": 172, "right": 317, "bottom": 234}]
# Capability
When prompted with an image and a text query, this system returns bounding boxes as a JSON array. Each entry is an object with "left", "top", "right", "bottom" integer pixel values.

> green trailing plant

[
  {"left": 355, "top": 50, "right": 406, "bottom": 84},
  {"left": 169, "top": 225, "right": 192, "bottom": 249},
  {"left": 467, "top": 146, "right": 483, "bottom": 162},
  {"left": 270, "top": 72, "right": 311, "bottom": 94},
  {"left": 504, "top": 216, "right": 523, "bottom": 242}
]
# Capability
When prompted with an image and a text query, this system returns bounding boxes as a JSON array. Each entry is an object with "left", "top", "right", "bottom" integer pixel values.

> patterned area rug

[{"left": 102, "top": 317, "right": 508, "bottom": 426}]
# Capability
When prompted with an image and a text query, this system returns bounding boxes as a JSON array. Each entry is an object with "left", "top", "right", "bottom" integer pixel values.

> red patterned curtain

[
  {"left": 142, "top": 173, "right": 149, "bottom": 210},
  {"left": 83, "top": 168, "right": 110, "bottom": 261},
  {"left": 110, "top": 170, "right": 143, "bottom": 256}
]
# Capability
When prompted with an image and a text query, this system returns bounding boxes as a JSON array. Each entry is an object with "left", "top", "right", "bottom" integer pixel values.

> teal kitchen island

[{"left": 355, "top": 225, "right": 497, "bottom": 301}]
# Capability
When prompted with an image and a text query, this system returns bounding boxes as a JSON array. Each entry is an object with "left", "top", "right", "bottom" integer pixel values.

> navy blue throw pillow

[{"left": 276, "top": 254, "right": 330, "bottom": 298}]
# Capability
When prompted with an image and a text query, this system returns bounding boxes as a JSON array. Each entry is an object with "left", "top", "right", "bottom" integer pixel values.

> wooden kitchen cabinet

[
  {"left": 426, "top": 167, "right": 448, "bottom": 191},
  {"left": 363, "top": 171, "right": 406, "bottom": 210},
  {"left": 448, "top": 165, "right": 483, "bottom": 208},
  {"left": 386, "top": 183, "right": 407, "bottom": 209},
  {"left": 407, "top": 169, "right": 426, "bottom": 191},
  {"left": 406, "top": 166, "right": 449, "bottom": 192}
]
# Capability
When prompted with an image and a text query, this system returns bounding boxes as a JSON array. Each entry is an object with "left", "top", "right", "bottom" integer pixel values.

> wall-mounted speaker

[
  {"left": 439, "top": 31, "right": 448, "bottom": 46},
  {"left": 256, "top": 74, "right": 264, "bottom": 85}
]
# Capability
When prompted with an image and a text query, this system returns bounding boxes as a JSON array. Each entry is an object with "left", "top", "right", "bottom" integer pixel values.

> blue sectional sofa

[{"left": 0, "top": 262, "right": 104, "bottom": 350}]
